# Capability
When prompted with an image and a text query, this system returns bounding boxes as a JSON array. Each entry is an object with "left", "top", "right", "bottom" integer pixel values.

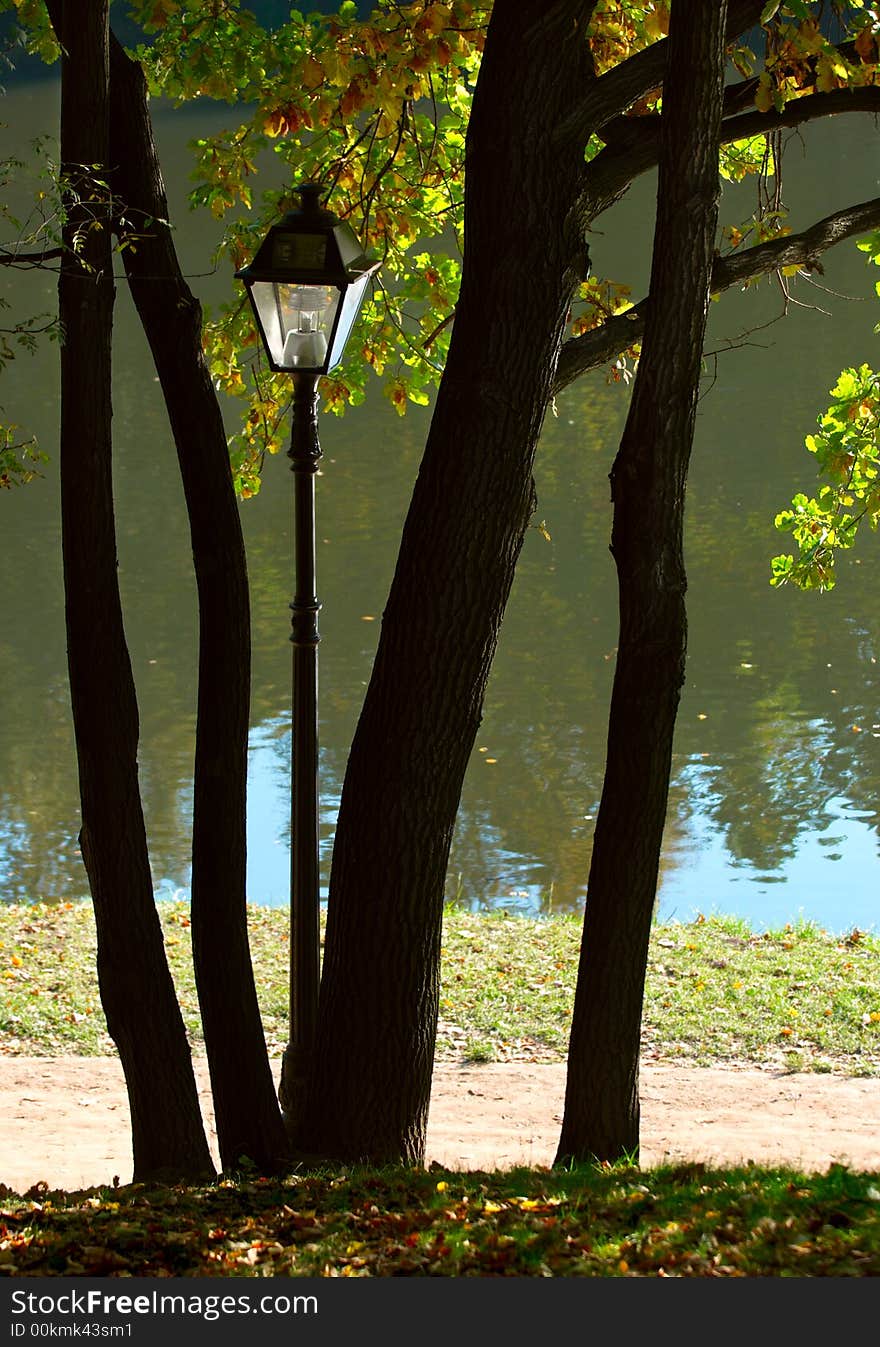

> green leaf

[{"left": 769, "top": 553, "right": 793, "bottom": 586}]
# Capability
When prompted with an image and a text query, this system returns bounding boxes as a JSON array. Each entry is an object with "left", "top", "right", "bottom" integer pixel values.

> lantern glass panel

[
  {"left": 277, "top": 283, "right": 340, "bottom": 370},
  {"left": 248, "top": 279, "right": 343, "bottom": 371},
  {"left": 326, "top": 271, "right": 373, "bottom": 370},
  {"left": 248, "top": 279, "right": 284, "bottom": 365}
]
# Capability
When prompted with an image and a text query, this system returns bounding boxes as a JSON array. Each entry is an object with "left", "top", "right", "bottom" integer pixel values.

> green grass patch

[
  {"left": 0, "top": 903, "right": 878, "bottom": 1074},
  {"left": 2, "top": 1159, "right": 879, "bottom": 1277}
]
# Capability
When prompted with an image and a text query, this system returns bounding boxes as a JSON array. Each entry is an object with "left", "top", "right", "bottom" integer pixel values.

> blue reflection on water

[
  {"left": 204, "top": 736, "right": 880, "bottom": 935},
  {"left": 658, "top": 780, "right": 880, "bottom": 935}
]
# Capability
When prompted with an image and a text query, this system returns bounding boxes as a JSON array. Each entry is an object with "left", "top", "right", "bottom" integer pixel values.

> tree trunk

[
  {"left": 555, "top": 1, "right": 729, "bottom": 1166},
  {"left": 294, "top": 1, "right": 598, "bottom": 1165},
  {"left": 57, "top": 0, "right": 214, "bottom": 1184},
  {"left": 105, "top": 34, "right": 289, "bottom": 1175}
]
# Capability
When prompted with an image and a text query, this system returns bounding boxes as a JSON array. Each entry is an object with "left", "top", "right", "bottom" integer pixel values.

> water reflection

[{"left": 1, "top": 85, "right": 879, "bottom": 933}]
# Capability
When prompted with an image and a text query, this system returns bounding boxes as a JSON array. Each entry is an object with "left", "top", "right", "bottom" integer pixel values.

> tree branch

[
  {"left": 712, "top": 195, "right": 880, "bottom": 289},
  {"left": 585, "top": 84, "right": 880, "bottom": 218},
  {"left": 720, "top": 85, "right": 880, "bottom": 144},
  {"left": 553, "top": 195, "right": 880, "bottom": 394},
  {"left": 0, "top": 246, "right": 65, "bottom": 266},
  {"left": 554, "top": 0, "right": 766, "bottom": 146}
]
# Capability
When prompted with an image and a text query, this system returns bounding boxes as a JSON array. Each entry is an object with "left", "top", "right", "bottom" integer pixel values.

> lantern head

[{"left": 235, "top": 183, "right": 380, "bottom": 375}]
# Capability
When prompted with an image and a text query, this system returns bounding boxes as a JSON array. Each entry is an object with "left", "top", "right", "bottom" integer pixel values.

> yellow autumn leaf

[
  {"left": 816, "top": 54, "right": 844, "bottom": 92},
  {"left": 644, "top": 4, "right": 669, "bottom": 40},
  {"left": 755, "top": 73, "right": 775, "bottom": 112},
  {"left": 322, "top": 50, "right": 350, "bottom": 88},
  {"left": 796, "top": 19, "right": 824, "bottom": 55},
  {"left": 376, "top": 72, "right": 403, "bottom": 123},
  {"left": 302, "top": 55, "right": 325, "bottom": 90}
]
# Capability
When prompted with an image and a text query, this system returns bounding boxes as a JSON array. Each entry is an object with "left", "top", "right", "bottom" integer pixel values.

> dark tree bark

[
  {"left": 56, "top": 0, "right": 214, "bottom": 1184},
  {"left": 555, "top": 2, "right": 729, "bottom": 1165},
  {"left": 293, "top": 0, "right": 599, "bottom": 1165},
  {"left": 105, "top": 35, "right": 289, "bottom": 1175}
]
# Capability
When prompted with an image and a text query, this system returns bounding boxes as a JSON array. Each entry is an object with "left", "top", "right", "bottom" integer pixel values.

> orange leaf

[
  {"left": 341, "top": 80, "right": 366, "bottom": 117},
  {"left": 417, "top": 3, "right": 453, "bottom": 36}
]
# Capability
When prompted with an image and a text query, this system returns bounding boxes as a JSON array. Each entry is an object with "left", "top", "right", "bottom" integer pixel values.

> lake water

[{"left": 2, "top": 78, "right": 879, "bottom": 935}]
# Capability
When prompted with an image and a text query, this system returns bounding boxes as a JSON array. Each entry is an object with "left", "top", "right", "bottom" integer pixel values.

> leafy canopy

[
  {"left": 1, "top": 1, "right": 878, "bottom": 496},
  {"left": 128, "top": 0, "right": 878, "bottom": 493}
]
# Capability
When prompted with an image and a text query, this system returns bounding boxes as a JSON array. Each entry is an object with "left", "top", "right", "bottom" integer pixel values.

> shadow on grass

[{"left": 2, "top": 1157, "right": 879, "bottom": 1277}]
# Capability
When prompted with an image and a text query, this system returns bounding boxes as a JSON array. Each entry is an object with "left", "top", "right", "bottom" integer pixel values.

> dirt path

[{"left": 2, "top": 1057, "right": 879, "bottom": 1192}]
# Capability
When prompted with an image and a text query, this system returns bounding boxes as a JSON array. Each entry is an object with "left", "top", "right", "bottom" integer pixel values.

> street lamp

[{"left": 235, "top": 182, "right": 380, "bottom": 1133}]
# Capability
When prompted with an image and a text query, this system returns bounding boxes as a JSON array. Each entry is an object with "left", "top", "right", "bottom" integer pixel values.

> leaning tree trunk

[
  {"left": 555, "top": 0, "right": 729, "bottom": 1166},
  {"left": 56, "top": 0, "right": 214, "bottom": 1183},
  {"left": 294, "top": 0, "right": 599, "bottom": 1165},
  {"left": 105, "top": 34, "right": 289, "bottom": 1175}
]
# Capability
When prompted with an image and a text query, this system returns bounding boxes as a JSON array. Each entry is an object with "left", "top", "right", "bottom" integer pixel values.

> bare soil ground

[{"left": 2, "top": 1057, "right": 879, "bottom": 1192}]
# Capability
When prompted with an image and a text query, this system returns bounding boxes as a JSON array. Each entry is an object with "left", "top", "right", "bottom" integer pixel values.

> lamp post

[{"left": 235, "top": 183, "right": 380, "bottom": 1131}]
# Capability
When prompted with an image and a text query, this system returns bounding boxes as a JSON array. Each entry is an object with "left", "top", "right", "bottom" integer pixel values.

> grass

[
  {"left": 1, "top": 902, "right": 879, "bottom": 1278},
  {"left": 2, "top": 1159, "right": 879, "bottom": 1277},
  {"left": 1, "top": 902, "right": 878, "bottom": 1075}
]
